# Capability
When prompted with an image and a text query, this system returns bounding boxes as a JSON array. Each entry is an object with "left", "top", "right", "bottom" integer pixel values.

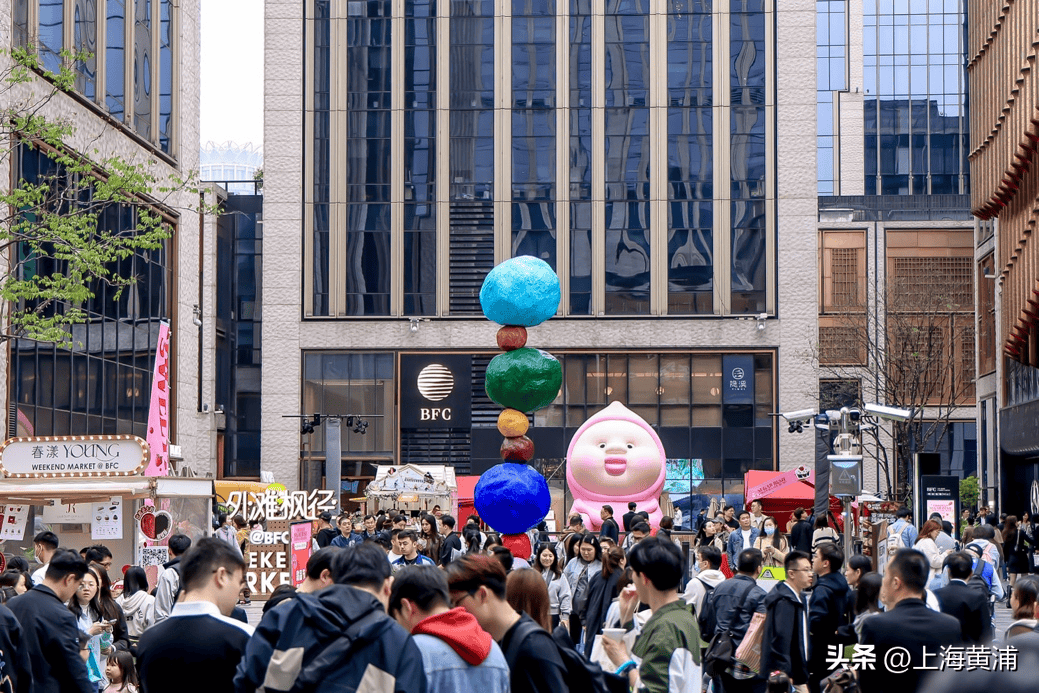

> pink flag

[{"left": 144, "top": 321, "right": 171, "bottom": 477}]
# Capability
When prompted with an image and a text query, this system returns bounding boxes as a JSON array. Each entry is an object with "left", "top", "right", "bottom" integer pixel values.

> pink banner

[
  {"left": 144, "top": 321, "right": 171, "bottom": 477},
  {"left": 745, "top": 465, "right": 814, "bottom": 503}
]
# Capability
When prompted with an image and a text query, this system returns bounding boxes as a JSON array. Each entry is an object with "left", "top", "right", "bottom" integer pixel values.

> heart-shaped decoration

[
  {"left": 153, "top": 511, "right": 173, "bottom": 541},
  {"left": 140, "top": 510, "right": 156, "bottom": 538}
]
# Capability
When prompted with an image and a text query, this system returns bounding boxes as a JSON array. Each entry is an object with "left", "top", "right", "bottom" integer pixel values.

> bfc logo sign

[
  {"left": 418, "top": 364, "right": 454, "bottom": 421},
  {"left": 401, "top": 355, "right": 472, "bottom": 428}
]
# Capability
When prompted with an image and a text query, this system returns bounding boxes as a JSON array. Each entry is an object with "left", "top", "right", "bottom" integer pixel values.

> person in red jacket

[{"left": 389, "top": 566, "right": 510, "bottom": 692}]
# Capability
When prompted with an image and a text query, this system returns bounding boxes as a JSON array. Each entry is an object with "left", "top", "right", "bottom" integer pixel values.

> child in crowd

[{"left": 104, "top": 650, "right": 139, "bottom": 693}]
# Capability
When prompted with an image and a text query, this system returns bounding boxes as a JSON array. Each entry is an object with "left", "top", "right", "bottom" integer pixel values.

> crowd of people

[{"left": 1, "top": 501, "right": 1038, "bottom": 693}]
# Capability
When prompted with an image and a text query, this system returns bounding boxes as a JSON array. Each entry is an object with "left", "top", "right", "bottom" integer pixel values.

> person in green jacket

[{"left": 602, "top": 537, "right": 702, "bottom": 693}]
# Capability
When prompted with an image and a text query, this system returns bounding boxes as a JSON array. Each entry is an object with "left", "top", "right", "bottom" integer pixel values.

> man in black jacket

[
  {"left": 439, "top": 514, "right": 462, "bottom": 567},
  {"left": 934, "top": 551, "right": 993, "bottom": 644},
  {"left": 7, "top": 549, "right": 92, "bottom": 693},
  {"left": 622, "top": 501, "right": 638, "bottom": 532},
  {"left": 761, "top": 551, "right": 812, "bottom": 692},
  {"left": 711, "top": 548, "right": 767, "bottom": 693},
  {"left": 789, "top": 508, "right": 813, "bottom": 554},
  {"left": 139, "top": 538, "right": 254, "bottom": 693},
  {"left": 0, "top": 602, "right": 34, "bottom": 693},
  {"left": 808, "top": 543, "right": 849, "bottom": 693},
  {"left": 858, "top": 549, "right": 962, "bottom": 693},
  {"left": 599, "top": 505, "right": 620, "bottom": 543}
]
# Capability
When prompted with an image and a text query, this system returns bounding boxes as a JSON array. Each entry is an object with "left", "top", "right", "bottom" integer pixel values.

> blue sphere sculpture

[
  {"left": 480, "top": 256, "right": 561, "bottom": 327},
  {"left": 474, "top": 463, "right": 551, "bottom": 534}
]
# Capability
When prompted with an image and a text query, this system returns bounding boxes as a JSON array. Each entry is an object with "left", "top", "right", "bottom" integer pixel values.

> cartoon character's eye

[
  {"left": 627, "top": 444, "right": 634, "bottom": 449},
  {"left": 599, "top": 443, "right": 606, "bottom": 449}
]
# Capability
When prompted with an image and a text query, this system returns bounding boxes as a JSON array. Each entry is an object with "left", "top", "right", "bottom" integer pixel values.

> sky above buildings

[{"left": 200, "top": 0, "right": 263, "bottom": 149}]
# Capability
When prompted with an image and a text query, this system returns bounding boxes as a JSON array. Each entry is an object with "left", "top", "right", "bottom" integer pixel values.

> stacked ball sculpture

[{"left": 473, "top": 256, "right": 560, "bottom": 535}]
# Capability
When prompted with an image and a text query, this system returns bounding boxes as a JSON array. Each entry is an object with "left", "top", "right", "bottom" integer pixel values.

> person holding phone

[{"left": 69, "top": 565, "right": 115, "bottom": 689}]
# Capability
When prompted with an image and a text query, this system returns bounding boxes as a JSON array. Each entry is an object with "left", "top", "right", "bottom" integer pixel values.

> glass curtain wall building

[
  {"left": 817, "top": 0, "right": 969, "bottom": 195},
  {"left": 303, "top": 0, "right": 777, "bottom": 319}
]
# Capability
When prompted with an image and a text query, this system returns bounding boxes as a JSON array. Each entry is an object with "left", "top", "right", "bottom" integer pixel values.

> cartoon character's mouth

[{"left": 604, "top": 457, "right": 627, "bottom": 476}]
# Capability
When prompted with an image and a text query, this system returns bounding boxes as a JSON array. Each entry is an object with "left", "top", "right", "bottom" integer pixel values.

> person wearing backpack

[
  {"left": 885, "top": 507, "right": 918, "bottom": 555},
  {"left": 934, "top": 551, "right": 993, "bottom": 644},
  {"left": 682, "top": 545, "right": 726, "bottom": 645},
  {"left": 446, "top": 554, "right": 569, "bottom": 693},
  {"left": 600, "top": 537, "right": 702, "bottom": 693},
  {"left": 152, "top": 534, "right": 192, "bottom": 623}
]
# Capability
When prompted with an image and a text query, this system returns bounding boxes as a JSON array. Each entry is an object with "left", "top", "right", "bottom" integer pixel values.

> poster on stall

[
  {"left": 140, "top": 546, "right": 169, "bottom": 569},
  {"left": 290, "top": 521, "right": 313, "bottom": 587},
  {"left": 0, "top": 505, "right": 29, "bottom": 541},
  {"left": 42, "top": 502, "right": 92, "bottom": 524},
  {"left": 91, "top": 497, "right": 123, "bottom": 540}
]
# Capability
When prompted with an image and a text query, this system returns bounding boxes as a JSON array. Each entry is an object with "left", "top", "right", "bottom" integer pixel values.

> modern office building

[
  {"left": 814, "top": 0, "right": 978, "bottom": 500},
  {"left": 1, "top": 2, "right": 216, "bottom": 473},
  {"left": 967, "top": 0, "right": 1039, "bottom": 516},
  {"left": 260, "top": 0, "right": 820, "bottom": 513}
]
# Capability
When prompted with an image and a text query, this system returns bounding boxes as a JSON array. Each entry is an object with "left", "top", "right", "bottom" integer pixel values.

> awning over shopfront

[{"left": 0, "top": 477, "right": 213, "bottom": 503}]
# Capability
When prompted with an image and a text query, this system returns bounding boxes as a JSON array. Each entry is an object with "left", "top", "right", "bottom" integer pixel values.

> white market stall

[
  {"left": 0, "top": 435, "right": 213, "bottom": 583},
  {"left": 364, "top": 464, "right": 457, "bottom": 517}
]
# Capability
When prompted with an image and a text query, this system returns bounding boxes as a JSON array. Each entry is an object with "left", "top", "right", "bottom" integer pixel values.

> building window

[
  {"left": 816, "top": 0, "right": 846, "bottom": 195},
  {"left": 667, "top": 1, "right": 713, "bottom": 314},
  {"left": 305, "top": 0, "right": 774, "bottom": 318},
  {"left": 820, "top": 378, "right": 861, "bottom": 410},
  {"left": 16, "top": 0, "right": 178, "bottom": 156},
  {"left": 863, "top": 0, "right": 968, "bottom": 195},
  {"left": 977, "top": 254, "right": 995, "bottom": 376},
  {"left": 301, "top": 353, "right": 396, "bottom": 456},
  {"left": 886, "top": 230, "right": 975, "bottom": 406},
  {"left": 9, "top": 146, "right": 173, "bottom": 440}
]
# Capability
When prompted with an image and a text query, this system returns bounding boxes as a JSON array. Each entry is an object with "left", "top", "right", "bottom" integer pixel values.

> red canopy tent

[{"left": 744, "top": 470, "right": 844, "bottom": 531}]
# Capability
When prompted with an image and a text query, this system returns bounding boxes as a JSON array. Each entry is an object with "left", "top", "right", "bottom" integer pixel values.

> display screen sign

[
  {"left": 920, "top": 475, "right": 959, "bottom": 537},
  {"left": 0, "top": 435, "right": 150, "bottom": 478},
  {"left": 399, "top": 354, "right": 473, "bottom": 428}
]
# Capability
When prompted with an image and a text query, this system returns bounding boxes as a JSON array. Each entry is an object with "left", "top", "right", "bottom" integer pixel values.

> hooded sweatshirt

[
  {"left": 412, "top": 608, "right": 492, "bottom": 665},
  {"left": 116, "top": 590, "right": 155, "bottom": 637},
  {"left": 683, "top": 568, "right": 727, "bottom": 617},
  {"left": 232, "top": 584, "right": 427, "bottom": 693},
  {"left": 410, "top": 608, "right": 510, "bottom": 693}
]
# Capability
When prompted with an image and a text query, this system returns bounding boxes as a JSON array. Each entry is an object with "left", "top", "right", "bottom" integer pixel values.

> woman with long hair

[
  {"left": 562, "top": 533, "right": 601, "bottom": 643},
  {"left": 752, "top": 516, "right": 789, "bottom": 568},
  {"left": 506, "top": 567, "right": 552, "bottom": 632},
  {"left": 851, "top": 572, "right": 883, "bottom": 639},
  {"left": 1004, "top": 577, "right": 1038, "bottom": 638},
  {"left": 89, "top": 564, "right": 129, "bottom": 651},
  {"left": 462, "top": 527, "right": 483, "bottom": 555},
  {"left": 70, "top": 565, "right": 124, "bottom": 690},
  {"left": 537, "top": 543, "right": 572, "bottom": 629},
  {"left": 115, "top": 567, "right": 154, "bottom": 651},
  {"left": 419, "top": 513, "right": 442, "bottom": 561},
  {"left": 1004, "top": 515, "right": 1034, "bottom": 589},
  {"left": 913, "top": 519, "right": 948, "bottom": 581},
  {"left": 811, "top": 514, "right": 839, "bottom": 552},
  {"left": 580, "top": 545, "right": 625, "bottom": 657}
]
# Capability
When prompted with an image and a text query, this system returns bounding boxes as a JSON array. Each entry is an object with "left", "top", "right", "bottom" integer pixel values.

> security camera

[
  {"left": 779, "top": 409, "right": 818, "bottom": 423},
  {"left": 863, "top": 403, "right": 912, "bottom": 422}
]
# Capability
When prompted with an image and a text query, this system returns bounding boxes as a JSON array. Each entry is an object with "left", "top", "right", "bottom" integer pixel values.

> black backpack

[
  {"left": 964, "top": 545, "right": 991, "bottom": 600},
  {"left": 503, "top": 615, "right": 627, "bottom": 693},
  {"left": 696, "top": 579, "right": 719, "bottom": 642}
]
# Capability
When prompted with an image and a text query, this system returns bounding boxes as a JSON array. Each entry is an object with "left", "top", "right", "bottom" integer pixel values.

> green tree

[
  {"left": 0, "top": 47, "right": 206, "bottom": 346},
  {"left": 959, "top": 475, "right": 980, "bottom": 509}
]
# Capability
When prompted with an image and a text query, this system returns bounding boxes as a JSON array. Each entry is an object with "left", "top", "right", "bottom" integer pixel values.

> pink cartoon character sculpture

[{"left": 566, "top": 401, "right": 666, "bottom": 530}]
